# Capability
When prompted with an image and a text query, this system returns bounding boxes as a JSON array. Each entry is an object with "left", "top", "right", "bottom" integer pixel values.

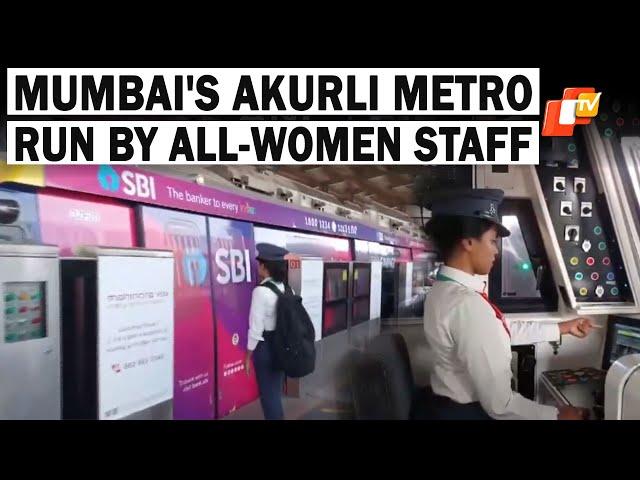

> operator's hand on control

[
  {"left": 245, "top": 352, "right": 252, "bottom": 377},
  {"left": 559, "top": 318, "right": 594, "bottom": 338},
  {"left": 558, "top": 406, "right": 591, "bottom": 420}
]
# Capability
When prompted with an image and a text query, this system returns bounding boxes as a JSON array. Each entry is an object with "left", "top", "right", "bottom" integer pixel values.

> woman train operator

[{"left": 423, "top": 188, "right": 593, "bottom": 420}]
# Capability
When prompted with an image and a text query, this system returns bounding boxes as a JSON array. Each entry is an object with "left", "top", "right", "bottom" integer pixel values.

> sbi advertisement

[
  {"left": 208, "top": 217, "right": 259, "bottom": 418},
  {"left": 138, "top": 206, "right": 216, "bottom": 420}
]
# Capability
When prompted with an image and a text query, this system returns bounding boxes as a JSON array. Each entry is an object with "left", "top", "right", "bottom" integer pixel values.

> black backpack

[{"left": 260, "top": 282, "right": 316, "bottom": 378}]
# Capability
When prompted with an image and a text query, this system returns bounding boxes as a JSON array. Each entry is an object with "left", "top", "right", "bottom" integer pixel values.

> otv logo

[
  {"left": 97, "top": 165, "right": 157, "bottom": 200},
  {"left": 542, "top": 88, "right": 601, "bottom": 137}
]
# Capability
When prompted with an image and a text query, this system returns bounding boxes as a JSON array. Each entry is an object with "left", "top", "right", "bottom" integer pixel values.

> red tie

[{"left": 479, "top": 292, "right": 511, "bottom": 338}]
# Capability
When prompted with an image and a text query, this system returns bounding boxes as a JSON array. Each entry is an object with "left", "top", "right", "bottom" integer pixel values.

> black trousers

[
  {"left": 253, "top": 337, "right": 285, "bottom": 420},
  {"left": 429, "top": 394, "right": 493, "bottom": 420}
]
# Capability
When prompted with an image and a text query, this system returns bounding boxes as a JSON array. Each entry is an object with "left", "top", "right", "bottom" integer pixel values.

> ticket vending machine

[
  {"left": 0, "top": 244, "right": 61, "bottom": 420},
  {"left": 61, "top": 246, "right": 175, "bottom": 420}
]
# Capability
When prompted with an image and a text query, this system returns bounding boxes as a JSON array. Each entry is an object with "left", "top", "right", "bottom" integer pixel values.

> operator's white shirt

[{"left": 424, "top": 265, "right": 561, "bottom": 420}]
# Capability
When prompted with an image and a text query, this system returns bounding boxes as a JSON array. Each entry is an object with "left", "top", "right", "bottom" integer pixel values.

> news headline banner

[{"left": 7, "top": 68, "right": 540, "bottom": 165}]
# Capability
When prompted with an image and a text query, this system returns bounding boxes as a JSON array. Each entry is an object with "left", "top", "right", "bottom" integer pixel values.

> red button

[
  {"left": 591, "top": 272, "right": 600, "bottom": 281},
  {"left": 603, "top": 257, "right": 611, "bottom": 265},
  {"left": 586, "top": 257, "right": 595, "bottom": 266}
]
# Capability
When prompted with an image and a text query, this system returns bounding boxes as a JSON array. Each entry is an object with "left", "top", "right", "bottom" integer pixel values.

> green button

[
  {"left": 568, "top": 144, "right": 577, "bottom": 152},
  {"left": 4, "top": 307, "right": 16, "bottom": 315},
  {"left": 30, "top": 293, "right": 40, "bottom": 300},
  {"left": 611, "top": 287, "right": 620, "bottom": 296},
  {"left": 594, "top": 226, "right": 603, "bottom": 235},
  {"left": 599, "top": 242, "right": 607, "bottom": 251},
  {"left": 4, "top": 293, "right": 16, "bottom": 302},
  {"left": 575, "top": 272, "right": 584, "bottom": 281},
  {"left": 605, "top": 128, "right": 614, "bottom": 137}
]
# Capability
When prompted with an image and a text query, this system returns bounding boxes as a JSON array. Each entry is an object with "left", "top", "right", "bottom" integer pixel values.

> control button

[
  {"left": 575, "top": 177, "right": 586, "bottom": 193},
  {"left": 581, "top": 240, "right": 592, "bottom": 253},
  {"left": 570, "top": 257, "right": 580, "bottom": 266},
  {"left": 591, "top": 272, "right": 600, "bottom": 281},
  {"left": 575, "top": 272, "right": 584, "bottom": 281},
  {"left": 581, "top": 202, "right": 593, "bottom": 217},
  {"left": 607, "top": 272, "right": 615, "bottom": 281},
  {"left": 611, "top": 287, "right": 620, "bottom": 296},
  {"left": 603, "top": 257, "right": 611, "bottom": 266},
  {"left": 565, "top": 225, "right": 580, "bottom": 242},
  {"left": 594, "top": 226, "right": 603, "bottom": 235},
  {"left": 586, "top": 257, "right": 595, "bottom": 266},
  {"left": 554, "top": 176, "right": 566, "bottom": 192},
  {"left": 595, "top": 285, "right": 605, "bottom": 298},
  {"left": 579, "top": 287, "right": 589, "bottom": 296},
  {"left": 568, "top": 158, "right": 579, "bottom": 169},
  {"left": 598, "top": 241, "right": 607, "bottom": 251},
  {"left": 568, "top": 143, "right": 577, "bottom": 153}
]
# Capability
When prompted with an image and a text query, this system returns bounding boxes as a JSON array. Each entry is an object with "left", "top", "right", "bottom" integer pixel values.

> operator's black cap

[
  {"left": 255, "top": 243, "right": 289, "bottom": 261},
  {"left": 425, "top": 188, "right": 511, "bottom": 237}
]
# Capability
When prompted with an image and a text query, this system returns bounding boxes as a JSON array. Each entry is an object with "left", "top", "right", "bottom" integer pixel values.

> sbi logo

[
  {"left": 182, "top": 251, "right": 208, "bottom": 287},
  {"left": 215, "top": 248, "right": 252, "bottom": 285},
  {"left": 97, "top": 165, "right": 157, "bottom": 200}
]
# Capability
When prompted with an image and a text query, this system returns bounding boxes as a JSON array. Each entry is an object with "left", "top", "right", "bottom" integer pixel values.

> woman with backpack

[{"left": 244, "top": 243, "right": 290, "bottom": 420}]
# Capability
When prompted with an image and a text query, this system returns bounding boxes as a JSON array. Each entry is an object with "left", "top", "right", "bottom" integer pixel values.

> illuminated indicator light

[
  {"left": 575, "top": 272, "right": 584, "bottom": 281},
  {"left": 568, "top": 143, "right": 576, "bottom": 152},
  {"left": 18, "top": 306, "right": 28, "bottom": 313},
  {"left": 4, "top": 293, "right": 16, "bottom": 302},
  {"left": 586, "top": 257, "right": 595, "bottom": 266},
  {"left": 520, "top": 262, "right": 531, "bottom": 271},
  {"left": 19, "top": 292, "right": 30, "bottom": 301},
  {"left": 605, "top": 128, "right": 614, "bottom": 137},
  {"left": 591, "top": 272, "right": 600, "bottom": 281},
  {"left": 599, "top": 242, "right": 607, "bottom": 251},
  {"left": 611, "top": 287, "right": 620, "bottom": 296},
  {"left": 603, "top": 257, "right": 611, "bottom": 266},
  {"left": 594, "top": 226, "right": 602, "bottom": 235},
  {"left": 570, "top": 257, "right": 580, "bottom": 266},
  {"left": 579, "top": 287, "right": 588, "bottom": 296},
  {"left": 5, "top": 307, "right": 16, "bottom": 315}
]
